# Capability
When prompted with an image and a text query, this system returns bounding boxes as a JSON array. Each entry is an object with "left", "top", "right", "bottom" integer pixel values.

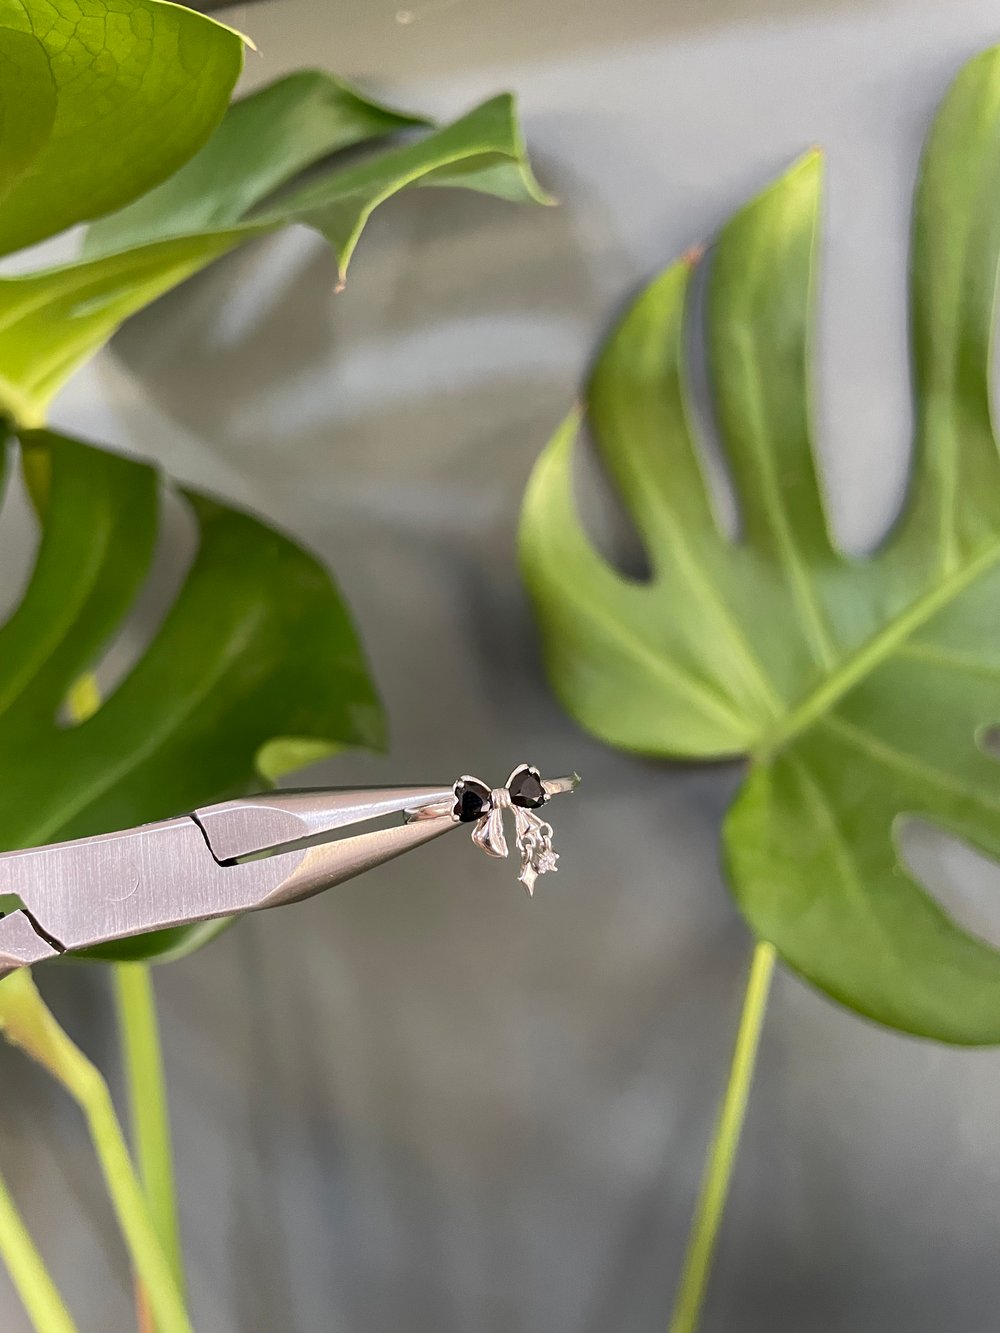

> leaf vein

[{"left": 757, "top": 537, "right": 1000, "bottom": 756}]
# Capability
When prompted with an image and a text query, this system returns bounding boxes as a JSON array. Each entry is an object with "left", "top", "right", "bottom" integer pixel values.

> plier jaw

[
  {"left": 0, "top": 768, "right": 578, "bottom": 980},
  {"left": 0, "top": 785, "right": 456, "bottom": 978}
]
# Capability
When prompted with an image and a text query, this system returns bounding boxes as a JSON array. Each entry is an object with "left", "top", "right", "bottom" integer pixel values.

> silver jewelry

[{"left": 452, "top": 764, "right": 579, "bottom": 895}]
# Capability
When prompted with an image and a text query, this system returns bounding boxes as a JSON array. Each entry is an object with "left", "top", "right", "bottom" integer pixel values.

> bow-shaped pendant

[{"left": 452, "top": 764, "right": 578, "bottom": 895}]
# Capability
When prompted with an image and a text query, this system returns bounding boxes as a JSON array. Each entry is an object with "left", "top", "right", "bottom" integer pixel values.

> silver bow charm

[{"left": 452, "top": 764, "right": 576, "bottom": 895}]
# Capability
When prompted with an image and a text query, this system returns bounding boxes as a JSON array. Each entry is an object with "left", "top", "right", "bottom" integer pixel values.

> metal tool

[{"left": 0, "top": 768, "right": 578, "bottom": 979}]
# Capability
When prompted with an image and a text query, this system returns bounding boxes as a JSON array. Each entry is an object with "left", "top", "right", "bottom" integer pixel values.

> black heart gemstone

[
  {"left": 454, "top": 777, "right": 492, "bottom": 823},
  {"left": 507, "top": 764, "right": 545, "bottom": 808}
]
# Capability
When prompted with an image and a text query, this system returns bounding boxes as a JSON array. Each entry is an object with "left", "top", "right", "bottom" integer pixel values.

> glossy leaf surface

[
  {"left": 83, "top": 69, "right": 429, "bottom": 252},
  {"left": 520, "top": 47, "right": 1000, "bottom": 1044},
  {"left": 0, "top": 429, "right": 384, "bottom": 961},
  {"left": 0, "top": 0, "right": 243, "bottom": 256},
  {"left": 0, "top": 73, "right": 546, "bottom": 425}
]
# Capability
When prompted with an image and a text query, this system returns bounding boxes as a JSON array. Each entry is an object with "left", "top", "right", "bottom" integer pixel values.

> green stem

[
  {"left": 79, "top": 1059, "right": 191, "bottom": 1333},
  {"left": 0, "top": 971, "right": 193, "bottom": 1333},
  {"left": 0, "top": 1164, "right": 78, "bottom": 1333},
  {"left": 69, "top": 680, "right": 185, "bottom": 1331},
  {"left": 668, "top": 940, "right": 776, "bottom": 1333},
  {"left": 113, "top": 963, "right": 184, "bottom": 1300}
]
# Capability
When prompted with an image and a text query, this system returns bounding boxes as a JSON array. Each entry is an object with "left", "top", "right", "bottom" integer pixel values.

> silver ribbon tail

[{"left": 472, "top": 803, "right": 509, "bottom": 859}]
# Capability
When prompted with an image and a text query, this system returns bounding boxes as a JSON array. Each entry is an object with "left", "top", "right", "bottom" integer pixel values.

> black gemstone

[
  {"left": 454, "top": 778, "right": 492, "bottom": 823},
  {"left": 508, "top": 765, "right": 545, "bottom": 808}
]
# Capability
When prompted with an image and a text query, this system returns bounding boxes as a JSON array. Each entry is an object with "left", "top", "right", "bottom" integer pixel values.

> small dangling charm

[
  {"left": 452, "top": 765, "right": 578, "bottom": 895},
  {"left": 512, "top": 806, "right": 559, "bottom": 895}
]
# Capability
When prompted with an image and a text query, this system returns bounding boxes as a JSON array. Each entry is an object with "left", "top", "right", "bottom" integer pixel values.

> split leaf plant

[
  {"left": 0, "top": 7, "right": 547, "bottom": 426},
  {"left": 520, "top": 42, "right": 1000, "bottom": 1333},
  {"left": 0, "top": 0, "right": 545, "bottom": 1328}
]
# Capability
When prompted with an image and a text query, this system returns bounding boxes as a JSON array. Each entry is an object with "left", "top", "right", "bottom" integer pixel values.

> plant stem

[
  {"left": 668, "top": 940, "right": 776, "bottom": 1333},
  {"left": 66, "top": 680, "right": 182, "bottom": 1331},
  {"left": 113, "top": 964, "right": 184, "bottom": 1301},
  {"left": 0, "top": 1164, "right": 78, "bottom": 1333},
  {"left": 0, "top": 971, "right": 193, "bottom": 1333}
]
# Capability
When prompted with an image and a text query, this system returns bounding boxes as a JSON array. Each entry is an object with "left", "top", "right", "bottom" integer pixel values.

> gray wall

[{"left": 3, "top": 2, "right": 1000, "bottom": 1330}]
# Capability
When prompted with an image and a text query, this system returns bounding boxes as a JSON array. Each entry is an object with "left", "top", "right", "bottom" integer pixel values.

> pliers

[{"left": 0, "top": 767, "right": 578, "bottom": 979}]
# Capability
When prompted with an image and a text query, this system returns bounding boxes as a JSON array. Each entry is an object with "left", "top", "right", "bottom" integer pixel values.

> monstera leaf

[
  {"left": 0, "top": 428, "right": 383, "bottom": 961},
  {"left": 0, "top": 38, "right": 546, "bottom": 425},
  {"left": 0, "top": 0, "right": 244, "bottom": 257},
  {"left": 520, "top": 46, "right": 1000, "bottom": 1045}
]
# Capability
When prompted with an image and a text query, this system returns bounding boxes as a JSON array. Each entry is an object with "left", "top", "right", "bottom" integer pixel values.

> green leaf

[
  {"left": 0, "top": 77, "right": 547, "bottom": 426},
  {"left": 0, "top": 428, "right": 384, "bottom": 961},
  {"left": 0, "top": 230, "right": 245, "bottom": 426},
  {"left": 520, "top": 45, "right": 1000, "bottom": 1045},
  {"left": 250, "top": 91, "right": 550, "bottom": 273},
  {"left": 83, "top": 69, "right": 430, "bottom": 254},
  {"left": 0, "top": 0, "right": 244, "bottom": 256}
]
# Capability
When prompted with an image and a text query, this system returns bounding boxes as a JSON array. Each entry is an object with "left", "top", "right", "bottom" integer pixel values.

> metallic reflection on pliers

[{"left": 0, "top": 786, "right": 456, "bottom": 979}]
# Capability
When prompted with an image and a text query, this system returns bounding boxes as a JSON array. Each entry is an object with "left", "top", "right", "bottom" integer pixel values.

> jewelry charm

[{"left": 452, "top": 764, "right": 579, "bottom": 895}]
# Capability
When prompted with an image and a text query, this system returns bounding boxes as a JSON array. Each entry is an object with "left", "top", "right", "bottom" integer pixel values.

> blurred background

[{"left": 3, "top": 0, "right": 1000, "bottom": 1329}]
